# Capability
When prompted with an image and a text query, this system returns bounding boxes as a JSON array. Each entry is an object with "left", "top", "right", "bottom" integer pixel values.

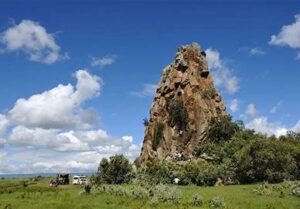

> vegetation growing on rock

[
  {"left": 168, "top": 99, "right": 188, "bottom": 131},
  {"left": 152, "top": 122, "right": 165, "bottom": 150}
]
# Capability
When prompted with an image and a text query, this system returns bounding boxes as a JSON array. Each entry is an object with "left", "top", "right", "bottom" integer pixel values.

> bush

[
  {"left": 168, "top": 99, "right": 187, "bottom": 131},
  {"left": 292, "top": 186, "right": 300, "bottom": 197},
  {"left": 193, "top": 194, "right": 203, "bottom": 206},
  {"left": 95, "top": 154, "right": 132, "bottom": 184},
  {"left": 93, "top": 184, "right": 181, "bottom": 203},
  {"left": 138, "top": 160, "right": 174, "bottom": 185},
  {"left": 178, "top": 160, "right": 220, "bottom": 186},
  {"left": 209, "top": 197, "right": 225, "bottom": 208},
  {"left": 150, "top": 184, "right": 181, "bottom": 203},
  {"left": 253, "top": 182, "right": 272, "bottom": 196},
  {"left": 152, "top": 122, "right": 165, "bottom": 150},
  {"left": 83, "top": 184, "right": 92, "bottom": 194},
  {"left": 20, "top": 181, "right": 28, "bottom": 187}
]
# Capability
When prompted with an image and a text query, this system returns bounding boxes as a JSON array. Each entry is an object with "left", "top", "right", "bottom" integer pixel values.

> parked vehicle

[{"left": 72, "top": 175, "right": 88, "bottom": 185}]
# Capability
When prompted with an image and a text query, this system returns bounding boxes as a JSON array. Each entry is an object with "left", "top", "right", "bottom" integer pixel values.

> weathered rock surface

[{"left": 139, "top": 43, "right": 227, "bottom": 165}]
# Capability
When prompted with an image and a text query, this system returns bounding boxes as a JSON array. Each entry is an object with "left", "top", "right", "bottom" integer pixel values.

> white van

[{"left": 72, "top": 175, "right": 88, "bottom": 185}]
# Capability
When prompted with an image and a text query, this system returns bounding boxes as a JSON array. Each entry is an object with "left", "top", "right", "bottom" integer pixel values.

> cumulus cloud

[
  {"left": 9, "top": 126, "right": 90, "bottom": 152},
  {"left": 205, "top": 48, "right": 239, "bottom": 94},
  {"left": 8, "top": 125, "right": 140, "bottom": 156},
  {"left": 246, "top": 116, "right": 288, "bottom": 137},
  {"left": 269, "top": 14, "right": 300, "bottom": 59},
  {"left": 8, "top": 70, "right": 101, "bottom": 129},
  {"left": 229, "top": 99, "right": 239, "bottom": 113},
  {"left": 130, "top": 83, "right": 157, "bottom": 98},
  {"left": 5, "top": 129, "right": 140, "bottom": 173},
  {"left": 0, "top": 114, "right": 9, "bottom": 133},
  {"left": 245, "top": 104, "right": 257, "bottom": 117},
  {"left": 0, "top": 20, "right": 68, "bottom": 64},
  {"left": 91, "top": 55, "right": 116, "bottom": 68},
  {"left": 0, "top": 150, "right": 17, "bottom": 174},
  {"left": 0, "top": 69, "right": 142, "bottom": 174},
  {"left": 249, "top": 47, "right": 265, "bottom": 56},
  {"left": 0, "top": 114, "right": 9, "bottom": 144}
]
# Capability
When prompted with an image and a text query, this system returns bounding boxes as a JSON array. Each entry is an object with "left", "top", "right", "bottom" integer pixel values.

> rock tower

[{"left": 139, "top": 43, "right": 227, "bottom": 165}]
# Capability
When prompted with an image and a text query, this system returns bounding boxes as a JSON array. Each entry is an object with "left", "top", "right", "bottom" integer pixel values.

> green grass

[{"left": 0, "top": 178, "right": 299, "bottom": 209}]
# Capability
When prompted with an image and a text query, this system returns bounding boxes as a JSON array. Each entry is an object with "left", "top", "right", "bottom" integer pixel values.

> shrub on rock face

[
  {"left": 143, "top": 118, "right": 149, "bottom": 127},
  {"left": 95, "top": 154, "right": 132, "bottom": 184},
  {"left": 202, "top": 85, "right": 217, "bottom": 99},
  {"left": 152, "top": 122, "right": 165, "bottom": 150},
  {"left": 168, "top": 99, "right": 188, "bottom": 131}
]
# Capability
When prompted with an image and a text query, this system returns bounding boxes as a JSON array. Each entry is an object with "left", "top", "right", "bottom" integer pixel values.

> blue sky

[{"left": 0, "top": 0, "right": 300, "bottom": 174}]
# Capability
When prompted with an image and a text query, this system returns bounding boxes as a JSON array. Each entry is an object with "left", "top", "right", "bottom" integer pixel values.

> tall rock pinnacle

[{"left": 139, "top": 43, "right": 227, "bottom": 165}]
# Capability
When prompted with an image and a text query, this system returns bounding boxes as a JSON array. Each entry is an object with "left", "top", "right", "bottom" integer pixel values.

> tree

[
  {"left": 235, "top": 140, "right": 298, "bottom": 183},
  {"left": 208, "top": 115, "right": 240, "bottom": 143},
  {"left": 96, "top": 154, "right": 132, "bottom": 184}
]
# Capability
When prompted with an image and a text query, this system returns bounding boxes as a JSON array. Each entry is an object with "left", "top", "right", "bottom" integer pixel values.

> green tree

[
  {"left": 96, "top": 154, "right": 132, "bottom": 184},
  {"left": 208, "top": 115, "right": 240, "bottom": 143},
  {"left": 235, "top": 140, "right": 298, "bottom": 183}
]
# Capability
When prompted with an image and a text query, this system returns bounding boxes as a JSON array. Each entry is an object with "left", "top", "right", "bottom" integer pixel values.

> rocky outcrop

[{"left": 139, "top": 43, "right": 227, "bottom": 165}]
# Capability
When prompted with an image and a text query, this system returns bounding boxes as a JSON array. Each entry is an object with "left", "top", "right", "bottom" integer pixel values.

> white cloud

[
  {"left": 8, "top": 125, "right": 140, "bottom": 156},
  {"left": 270, "top": 14, "right": 300, "bottom": 48},
  {"left": 205, "top": 48, "right": 239, "bottom": 94},
  {"left": 8, "top": 70, "right": 101, "bottom": 129},
  {"left": 4, "top": 129, "right": 140, "bottom": 173},
  {"left": 0, "top": 150, "right": 17, "bottom": 174},
  {"left": 269, "top": 14, "right": 300, "bottom": 58},
  {"left": 130, "top": 83, "right": 157, "bottom": 98},
  {"left": 0, "top": 20, "right": 68, "bottom": 64},
  {"left": 91, "top": 55, "right": 116, "bottom": 68},
  {"left": 245, "top": 104, "right": 257, "bottom": 117},
  {"left": 9, "top": 126, "right": 90, "bottom": 152},
  {"left": 229, "top": 99, "right": 239, "bottom": 113},
  {"left": 270, "top": 101, "right": 283, "bottom": 114},
  {"left": 249, "top": 47, "right": 265, "bottom": 56},
  {"left": 0, "top": 114, "right": 9, "bottom": 144},
  {"left": 0, "top": 69, "right": 142, "bottom": 174},
  {"left": 0, "top": 114, "right": 9, "bottom": 135},
  {"left": 246, "top": 116, "right": 288, "bottom": 137}
]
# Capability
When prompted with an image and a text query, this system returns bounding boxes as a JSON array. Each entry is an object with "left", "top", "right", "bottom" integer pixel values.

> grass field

[{"left": 0, "top": 178, "right": 299, "bottom": 209}]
